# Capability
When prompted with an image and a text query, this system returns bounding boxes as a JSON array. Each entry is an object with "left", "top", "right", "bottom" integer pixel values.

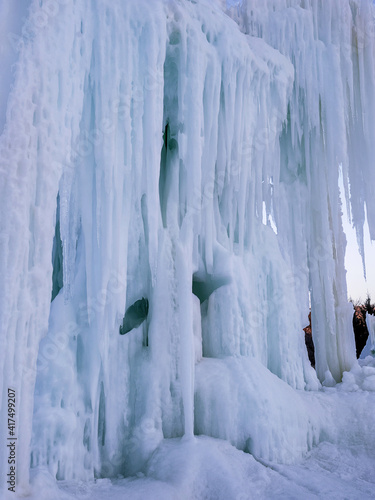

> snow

[
  {"left": 18, "top": 419, "right": 375, "bottom": 499},
  {"left": 0, "top": 0, "right": 374, "bottom": 498}
]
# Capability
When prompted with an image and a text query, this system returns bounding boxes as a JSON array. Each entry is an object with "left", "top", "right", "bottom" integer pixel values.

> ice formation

[{"left": 0, "top": 0, "right": 374, "bottom": 496}]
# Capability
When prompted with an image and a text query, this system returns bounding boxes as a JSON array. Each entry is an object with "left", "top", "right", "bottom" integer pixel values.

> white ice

[{"left": 0, "top": 0, "right": 374, "bottom": 498}]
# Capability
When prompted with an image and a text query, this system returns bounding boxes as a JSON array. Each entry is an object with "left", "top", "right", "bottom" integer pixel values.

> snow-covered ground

[
  {"left": 24, "top": 357, "right": 375, "bottom": 499},
  {"left": 24, "top": 439, "right": 375, "bottom": 500}
]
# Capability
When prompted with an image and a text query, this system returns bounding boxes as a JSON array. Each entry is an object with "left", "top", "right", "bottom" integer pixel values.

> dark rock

[{"left": 119, "top": 297, "right": 149, "bottom": 335}]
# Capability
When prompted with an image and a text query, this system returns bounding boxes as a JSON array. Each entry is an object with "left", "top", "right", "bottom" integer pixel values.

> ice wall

[
  {"left": 230, "top": 0, "right": 375, "bottom": 382},
  {"left": 0, "top": 0, "right": 374, "bottom": 491}
]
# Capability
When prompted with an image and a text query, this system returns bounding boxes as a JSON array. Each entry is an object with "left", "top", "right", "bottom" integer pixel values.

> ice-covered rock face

[
  {"left": 0, "top": 0, "right": 374, "bottom": 490},
  {"left": 229, "top": 0, "right": 375, "bottom": 384}
]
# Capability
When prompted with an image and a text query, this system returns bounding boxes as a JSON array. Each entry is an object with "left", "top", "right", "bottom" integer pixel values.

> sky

[
  {"left": 339, "top": 169, "right": 375, "bottom": 303},
  {"left": 343, "top": 214, "right": 375, "bottom": 303}
]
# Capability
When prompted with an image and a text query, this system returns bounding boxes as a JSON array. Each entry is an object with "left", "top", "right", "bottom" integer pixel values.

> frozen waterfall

[{"left": 0, "top": 0, "right": 375, "bottom": 497}]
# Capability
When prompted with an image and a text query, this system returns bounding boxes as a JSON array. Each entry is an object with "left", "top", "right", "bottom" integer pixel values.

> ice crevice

[{"left": 0, "top": 0, "right": 374, "bottom": 492}]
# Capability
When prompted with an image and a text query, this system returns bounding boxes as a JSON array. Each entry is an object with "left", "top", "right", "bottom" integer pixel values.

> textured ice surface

[{"left": 0, "top": 0, "right": 374, "bottom": 497}]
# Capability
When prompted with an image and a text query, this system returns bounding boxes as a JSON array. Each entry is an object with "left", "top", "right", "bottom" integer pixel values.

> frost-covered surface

[{"left": 0, "top": 0, "right": 375, "bottom": 498}]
